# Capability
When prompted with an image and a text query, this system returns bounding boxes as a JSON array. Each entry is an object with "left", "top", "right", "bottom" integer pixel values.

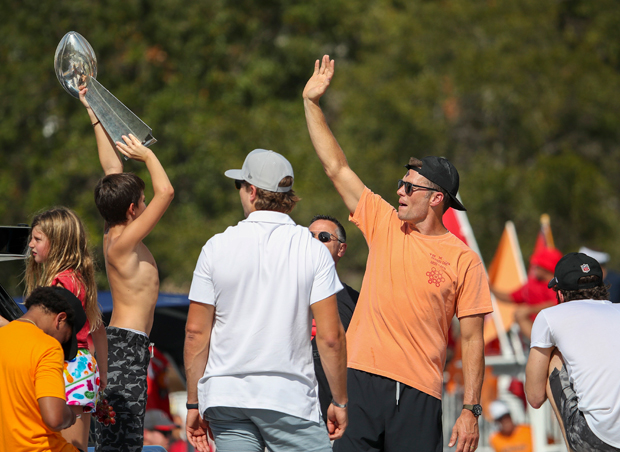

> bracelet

[
  {"left": 331, "top": 399, "right": 347, "bottom": 408},
  {"left": 92, "top": 120, "right": 100, "bottom": 127},
  {"left": 186, "top": 402, "right": 199, "bottom": 410}
]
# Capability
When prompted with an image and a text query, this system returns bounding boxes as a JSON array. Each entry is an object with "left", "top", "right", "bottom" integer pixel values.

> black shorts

[
  {"left": 95, "top": 326, "right": 151, "bottom": 452},
  {"left": 549, "top": 365, "right": 620, "bottom": 452},
  {"left": 333, "top": 369, "right": 442, "bottom": 452}
]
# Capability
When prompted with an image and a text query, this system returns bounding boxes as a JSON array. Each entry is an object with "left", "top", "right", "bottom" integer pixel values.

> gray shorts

[
  {"left": 205, "top": 406, "right": 332, "bottom": 452},
  {"left": 549, "top": 366, "right": 620, "bottom": 452}
]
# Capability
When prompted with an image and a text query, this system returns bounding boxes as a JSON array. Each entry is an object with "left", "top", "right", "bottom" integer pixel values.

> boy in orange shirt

[
  {"left": 0, "top": 287, "right": 86, "bottom": 452},
  {"left": 488, "top": 400, "right": 532, "bottom": 452}
]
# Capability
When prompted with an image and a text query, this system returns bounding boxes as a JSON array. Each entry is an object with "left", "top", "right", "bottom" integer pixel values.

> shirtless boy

[{"left": 80, "top": 89, "right": 174, "bottom": 452}]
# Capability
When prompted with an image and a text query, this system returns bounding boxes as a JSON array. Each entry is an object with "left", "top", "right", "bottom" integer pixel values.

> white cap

[
  {"left": 225, "top": 149, "right": 294, "bottom": 193},
  {"left": 578, "top": 247, "right": 610, "bottom": 265},
  {"left": 489, "top": 400, "right": 511, "bottom": 421}
]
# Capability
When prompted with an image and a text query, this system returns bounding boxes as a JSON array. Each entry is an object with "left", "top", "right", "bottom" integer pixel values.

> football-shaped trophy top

[{"left": 54, "top": 31, "right": 98, "bottom": 98}]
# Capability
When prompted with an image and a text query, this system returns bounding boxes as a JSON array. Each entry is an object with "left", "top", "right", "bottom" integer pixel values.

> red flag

[{"left": 443, "top": 206, "right": 482, "bottom": 258}]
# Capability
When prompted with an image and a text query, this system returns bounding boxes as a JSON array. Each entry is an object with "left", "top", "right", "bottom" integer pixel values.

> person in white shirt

[
  {"left": 183, "top": 149, "right": 348, "bottom": 452},
  {"left": 525, "top": 252, "right": 620, "bottom": 452}
]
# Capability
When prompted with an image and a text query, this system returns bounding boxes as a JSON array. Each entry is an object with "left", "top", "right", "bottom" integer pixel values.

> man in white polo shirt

[{"left": 184, "top": 149, "right": 348, "bottom": 452}]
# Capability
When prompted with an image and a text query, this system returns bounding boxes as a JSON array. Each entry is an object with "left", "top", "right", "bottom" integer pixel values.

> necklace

[{"left": 18, "top": 318, "right": 38, "bottom": 328}]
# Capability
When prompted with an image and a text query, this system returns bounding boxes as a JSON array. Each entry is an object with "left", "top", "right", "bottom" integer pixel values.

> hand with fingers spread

[
  {"left": 303, "top": 54, "right": 335, "bottom": 104},
  {"left": 449, "top": 410, "right": 479, "bottom": 452},
  {"left": 115, "top": 134, "right": 152, "bottom": 162}
]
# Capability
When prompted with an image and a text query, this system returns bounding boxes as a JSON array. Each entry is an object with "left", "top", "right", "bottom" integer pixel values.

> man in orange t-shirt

[
  {"left": 304, "top": 56, "right": 493, "bottom": 452},
  {"left": 0, "top": 287, "right": 86, "bottom": 452}
]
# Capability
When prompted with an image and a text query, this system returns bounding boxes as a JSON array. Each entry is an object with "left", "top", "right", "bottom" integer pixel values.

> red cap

[{"left": 531, "top": 248, "right": 563, "bottom": 273}]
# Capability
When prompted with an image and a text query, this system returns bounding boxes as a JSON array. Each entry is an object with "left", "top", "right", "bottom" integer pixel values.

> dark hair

[
  {"left": 310, "top": 214, "right": 347, "bottom": 243},
  {"left": 250, "top": 176, "right": 300, "bottom": 214},
  {"left": 557, "top": 275, "right": 610, "bottom": 302},
  {"left": 94, "top": 173, "right": 145, "bottom": 226},
  {"left": 25, "top": 286, "right": 75, "bottom": 325}
]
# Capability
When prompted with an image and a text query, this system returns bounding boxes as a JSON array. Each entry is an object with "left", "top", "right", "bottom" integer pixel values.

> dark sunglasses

[
  {"left": 311, "top": 231, "right": 344, "bottom": 243},
  {"left": 397, "top": 179, "right": 439, "bottom": 196},
  {"left": 234, "top": 180, "right": 245, "bottom": 190},
  {"left": 155, "top": 429, "right": 174, "bottom": 438}
]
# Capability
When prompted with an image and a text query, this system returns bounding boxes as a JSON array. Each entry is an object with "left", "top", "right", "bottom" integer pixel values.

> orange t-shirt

[
  {"left": 489, "top": 425, "right": 533, "bottom": 452},
  {"left": 347, "top": 188, "right": 493, "bottom": 399},
  {"left": 0, "top": 321, "right": 78, "bottom": 452}
]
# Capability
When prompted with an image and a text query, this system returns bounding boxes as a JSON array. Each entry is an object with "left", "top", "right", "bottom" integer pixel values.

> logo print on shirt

[{"left": 426, "top": 267, "right": 445, "bottom": 287}]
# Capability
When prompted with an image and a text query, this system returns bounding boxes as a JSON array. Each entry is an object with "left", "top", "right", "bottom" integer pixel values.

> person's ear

[
  {"left": 337, "top": 243, "right": 347, "bottom": 259},
  {"left": 557, "top": 291, "right": 565, "bottom": 303},
  {"left": 127, "top": 202, "right": 136, "bottom": 219},
  {"left": 429, "top": 191, "right": 445, "bottom": 208},
  {"left": 248, "top": 185, "right": 258, "bottom": 203},
  {"left": 55, "top": 312, "right": 68, "bottom": 329}
]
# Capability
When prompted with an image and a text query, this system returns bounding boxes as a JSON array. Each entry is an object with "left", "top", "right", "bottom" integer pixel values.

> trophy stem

[{"left": 85, "top": 78, "right": 157, "bottom": 148}]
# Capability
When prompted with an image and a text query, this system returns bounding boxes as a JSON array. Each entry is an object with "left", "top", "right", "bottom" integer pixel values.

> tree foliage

[{"left": 2, "top": 0, "right": 620, "bottom": 294}]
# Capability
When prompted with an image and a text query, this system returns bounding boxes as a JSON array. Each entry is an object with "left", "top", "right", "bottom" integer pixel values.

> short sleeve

[
  {"left": 530, "top": 311, "right": 555, "bottom": 349},
  {"left": 35, "top": 343, "right": 66, "bottom": 401},
  {"left": 188, "top": 242, "right": 216, "bottom": 306},
  {"left": 455, "top": 259, "right": 494, "bottom": 318},
  {"left": 309, "top": 243, "right": 343, "bottom": 305},
  {"left": 349, "top": 187, "right": 396, "bottom": 245},
  {"left": 52, "top": 271, "right": 79, "bottom": 297}
]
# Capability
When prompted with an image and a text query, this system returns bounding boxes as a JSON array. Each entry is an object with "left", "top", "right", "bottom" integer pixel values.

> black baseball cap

[
  {"left": 52, "top": 287, "right": 87, "bottom": 361},
  {"left": 547, "top": 252, "right": 603, "bottom": 291},
  {"left": 405, "top": 156, "right": 466, "bottom": 211}
]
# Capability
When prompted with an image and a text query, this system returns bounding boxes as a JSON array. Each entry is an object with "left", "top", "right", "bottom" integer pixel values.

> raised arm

[
  {"left": 311, "top": 294, "right": 348, "bottom": 440},
  {"left": 112, "top": 134, "right": 174, "bottom": 250},
  {"left": 449, "top": 314, "right": 485, "bottom": 452},
  {"left": 303, "top": 55, "right": 365, "bottom": 214},
  {"left": 79, "top": 87, "right": 123, "bottom": 175}
]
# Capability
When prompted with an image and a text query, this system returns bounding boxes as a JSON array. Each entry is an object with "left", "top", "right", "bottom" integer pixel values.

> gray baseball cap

[{"left": 225, "top": 149, "right": 294, "bottom": 193}]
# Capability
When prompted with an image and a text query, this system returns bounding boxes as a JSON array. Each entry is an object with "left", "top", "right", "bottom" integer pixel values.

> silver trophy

[{"left": 54, "top": 31, "right": 156, "bottom": 147}]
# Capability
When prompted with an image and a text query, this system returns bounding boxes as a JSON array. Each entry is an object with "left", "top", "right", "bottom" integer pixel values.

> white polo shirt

[
  {"left": 531, "top": 299, "right": 620, "bottom": 447},
  {"left": 189, "top": 210, "right": 343, "bottom": 423}
]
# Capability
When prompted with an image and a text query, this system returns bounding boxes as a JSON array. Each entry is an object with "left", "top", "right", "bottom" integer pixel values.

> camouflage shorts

[
  {"left": 95, "top": 326, "right": 151, "bottom": 452},
  {"left": 549, "top": 365, "right": 620, "bottom": 452}
]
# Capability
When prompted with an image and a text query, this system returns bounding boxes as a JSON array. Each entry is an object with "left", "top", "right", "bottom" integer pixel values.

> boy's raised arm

[
  {"left": 79, "top": 87, "right": 123, "bottom": 176},
  {"left": 113, "top": 134, "right": 174, "bottom": 249}
]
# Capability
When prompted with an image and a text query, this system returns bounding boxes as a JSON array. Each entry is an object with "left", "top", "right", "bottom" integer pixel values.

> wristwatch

[
  {"left": 463, "top": 404, "right": 482, "bottom": 417},
  {"left": 186, "top": 402, "right": 199, "bottom": 410},
  {"left": 331, "top": 399, "right": 348, "bottom": 408}
]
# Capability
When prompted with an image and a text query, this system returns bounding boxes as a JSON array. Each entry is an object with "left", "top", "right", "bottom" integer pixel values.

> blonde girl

[{"left": 25, "top": 207, "right": 107, "bottom": 451}]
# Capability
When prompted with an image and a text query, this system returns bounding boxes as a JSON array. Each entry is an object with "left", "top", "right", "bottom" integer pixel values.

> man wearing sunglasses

[
  {"left": 184, "top": 149, "right": 348, "bottom": 452},
  {"left": 308, "top": 215, "right": 359, "bottom": 424},
  {"left": 303, "top": 56, "right": 493, "bottom": 452}
]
